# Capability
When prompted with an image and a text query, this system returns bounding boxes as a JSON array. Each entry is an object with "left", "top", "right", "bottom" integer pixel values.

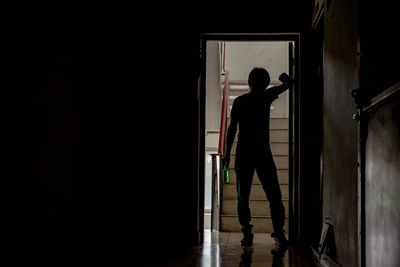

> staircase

[{"left": 220, "top": 81, "right": 289, "bottom": 233}]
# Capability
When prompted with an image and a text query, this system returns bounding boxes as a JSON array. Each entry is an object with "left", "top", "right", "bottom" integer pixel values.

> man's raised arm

[{"left": 266, "top": 73, "right": 294, "bottom": 97}]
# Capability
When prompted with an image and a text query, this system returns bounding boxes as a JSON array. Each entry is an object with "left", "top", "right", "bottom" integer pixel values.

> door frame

[{"left": 198, "top": 33, "right": 300, "bottom": 244}]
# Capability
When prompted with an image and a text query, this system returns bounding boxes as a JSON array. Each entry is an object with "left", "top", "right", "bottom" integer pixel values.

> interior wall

[
  {"left": 365, "top": 92, "right": 400, "bottom": 267},
  {"left": 12, "top": 25, "right": 201, "bottom": 264},
  {"left": 10, "top": 29, "right": 83, "bottom": 255},
  {"left": 225, "top": 42, "right": 289, "bottom": 83},
  {"left": 359, "top": 1, "right": 400, "bottom": 266},
  {"left": 322, "top": 0, "right": 359, "bottom": 265},
  {"left": 225, "top": 41, "right": 289, "bottom": 118},
  {"left": 206, "top": 41, "right": 222, "bottom": 134},
  {"left": 359, "top": 1, "right": 400, "bottom": 99}
]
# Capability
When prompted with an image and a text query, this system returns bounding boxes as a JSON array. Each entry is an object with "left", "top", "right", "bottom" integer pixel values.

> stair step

[
  {"left": 228, "top": 97, "right": 236, "bottom": 107},
  {"left": 229, "top": 91, "right": 249, "bottom": 98},
  {"left": 270, "top": 118, "right": 289, "bottom": 129},
  {"left": 229, "top": 84, "right": 249, "bottom": 90},
  {"left": 229, "top": 155, "right": 288, "bottom": 170},
  {"left": 227, "top": 118, "right": 288, "bottom": 130},
  {"left": 270, "top": 130, "right": 289, "bottom": 143},
  {"left": 231, "top": 142, "right": 288, "bottom": 155},
  {"left": 223, "top": 184, "right": 289, "bottom": 199},
  {"left": 221, "top": 198, "right": 289, "bottom": 217},
  {"left": 220, "top": 215, "right": 289, "bottom": 233},
  {"left": 228, "top": 169, "right": 289, "bottom": 185}
]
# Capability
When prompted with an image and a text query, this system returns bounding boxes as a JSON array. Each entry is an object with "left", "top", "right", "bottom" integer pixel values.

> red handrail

[
  {"left": 217, "top": 71, "right": 229, "bottom": 155},
  {"left": 210, "top": 69, "right": 229, "bottom": 225}
]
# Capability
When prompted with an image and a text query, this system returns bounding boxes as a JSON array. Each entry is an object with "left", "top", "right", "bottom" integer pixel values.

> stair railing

[
  {"left": 218, "top": 71, "right": 229, "bottom": 156},
  {"left": 210, "top": 71, "right": 230, "bottom": 231}
]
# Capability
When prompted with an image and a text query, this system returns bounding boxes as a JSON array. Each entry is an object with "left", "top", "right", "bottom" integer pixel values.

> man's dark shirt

[{"left": 230, "top": 89, "right": 279, "bottom": 162}]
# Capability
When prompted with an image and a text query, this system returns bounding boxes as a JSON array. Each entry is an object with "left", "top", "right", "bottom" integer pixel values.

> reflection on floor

[{"left": 152, "top": 230, "right": 317, "bottom": 266}]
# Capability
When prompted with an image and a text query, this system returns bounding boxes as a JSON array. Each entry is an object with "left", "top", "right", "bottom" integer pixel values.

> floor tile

[{"left": 149, "top": 231, "right": 317, "bottom": 266}]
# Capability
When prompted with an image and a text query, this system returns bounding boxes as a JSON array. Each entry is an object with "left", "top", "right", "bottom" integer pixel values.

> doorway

[{"left": 199, "top": 33, "right": 300, "bottom": 244}]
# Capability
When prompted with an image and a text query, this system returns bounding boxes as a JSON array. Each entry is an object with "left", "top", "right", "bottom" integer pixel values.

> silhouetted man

[{"left": 222, "top": 67, "right": 293, "bottom": 250}]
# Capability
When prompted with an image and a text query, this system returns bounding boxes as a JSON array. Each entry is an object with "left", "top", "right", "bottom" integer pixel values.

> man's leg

[
  {"left": 255, "top": 158, "right": 286, "bottom": 240},
  {"left": 235, "top": 160, "right": 254, "bottom": 245}
]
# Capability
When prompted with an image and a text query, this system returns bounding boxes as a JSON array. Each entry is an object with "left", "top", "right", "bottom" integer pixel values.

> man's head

[{"left": 248, "top": 67, "right": 270, "bottom": 94}]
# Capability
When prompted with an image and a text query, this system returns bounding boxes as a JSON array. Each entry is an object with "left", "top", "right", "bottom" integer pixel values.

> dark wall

[
  {"left": 11, "top": 28, "right": 82, "bottom": 254},
  {"left": 322, "top": 0, "right": 359, "bottom": 265},
  {"left": 360, "top": 1, "right": 400, "bottom": 266},
  {"left": 12, "top": 23, "right": 200, "bottom": 264},
  {"left": 359, "top": 1, "right": 400, "bottom": 99},
  {"left": 365, "top": 92, "right": 400, "bottom": 266},
  {"left": 319, "top": 1, "right": 400, "bottom": 265}
]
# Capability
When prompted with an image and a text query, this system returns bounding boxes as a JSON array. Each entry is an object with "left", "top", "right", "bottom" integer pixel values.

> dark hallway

[{"left": 9, "top": 1, "right": 400, "bottom": 266}]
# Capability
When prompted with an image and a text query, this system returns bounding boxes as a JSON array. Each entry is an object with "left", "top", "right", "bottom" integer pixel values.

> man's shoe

[
  {"left": 271, "top": 234, "right": 289, "bottom": 255},
  {"left": 240, "top": 233, "right": 254, "bottom": 247}
]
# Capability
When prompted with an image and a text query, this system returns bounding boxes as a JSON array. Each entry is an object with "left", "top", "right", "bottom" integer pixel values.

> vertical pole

[
  {"left": 211, "top": 154, "right": 221, "bottom": 231},
  {"left": 288, "top": 41, "right": 294, "bottom": 244}
]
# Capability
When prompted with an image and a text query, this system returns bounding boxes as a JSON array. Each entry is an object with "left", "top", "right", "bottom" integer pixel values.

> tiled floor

[{"left": 151, "top": 230, "right": 317, "bottom": 266}]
